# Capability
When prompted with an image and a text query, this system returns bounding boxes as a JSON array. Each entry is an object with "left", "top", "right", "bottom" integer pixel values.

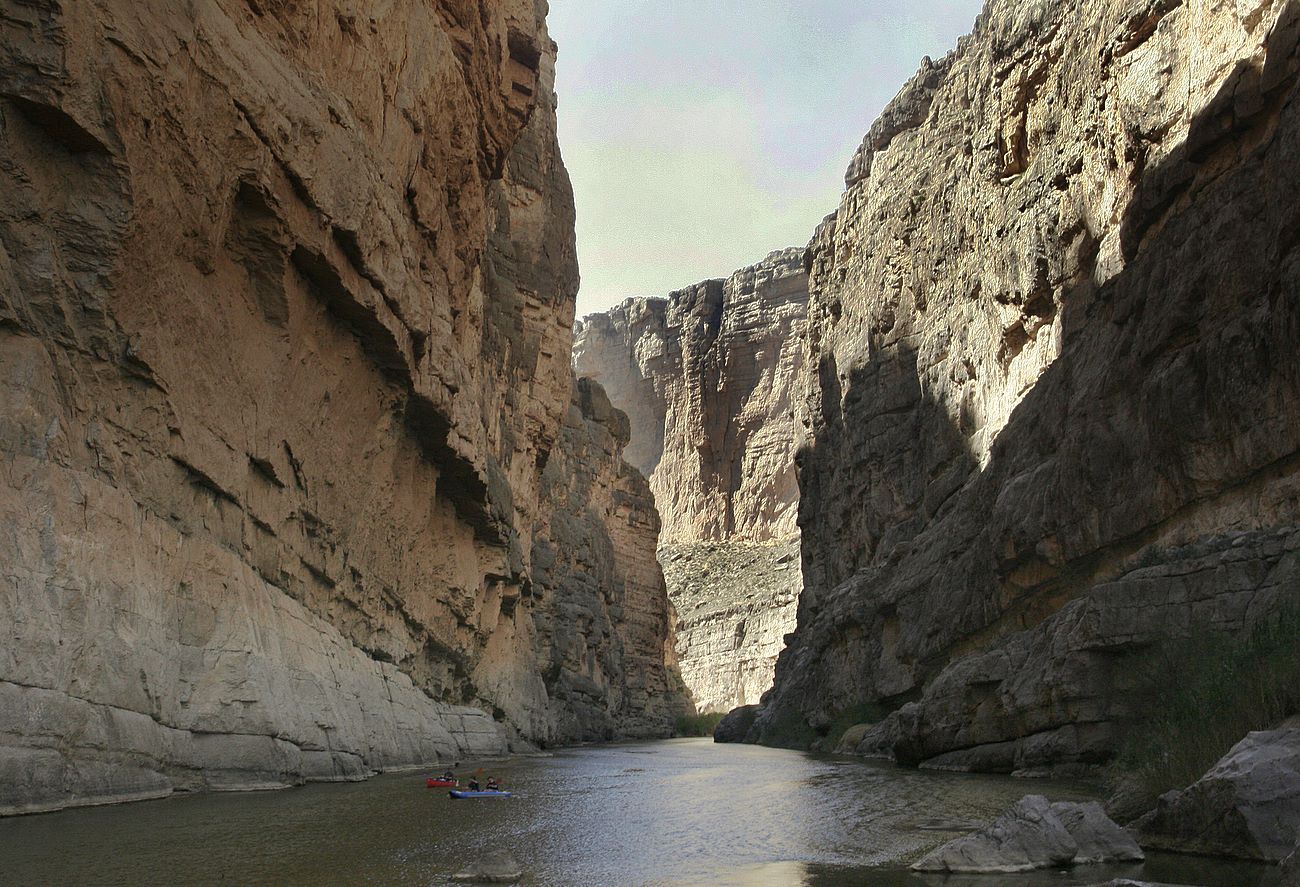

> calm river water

[{"left": 0, "top": 739, "right": 1280, "bottom": 886}]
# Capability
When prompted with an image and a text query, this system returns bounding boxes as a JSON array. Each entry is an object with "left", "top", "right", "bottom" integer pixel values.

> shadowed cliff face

[
  {"left": 757, "top": 0, "right": 1300, "bottom": 764},
  {"left": 0, "top": 0, "right": 683, "bottom": 815}
]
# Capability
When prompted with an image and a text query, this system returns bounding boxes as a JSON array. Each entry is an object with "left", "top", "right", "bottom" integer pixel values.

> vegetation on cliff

[{"left": 1113, "top": 608, "right": 1300, "bottom": 809}]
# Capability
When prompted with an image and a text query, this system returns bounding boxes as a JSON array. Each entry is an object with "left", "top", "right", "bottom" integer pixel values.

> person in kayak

[
  {"left": 440, "top": 768, "right": 455, "bottom": 782},
  {"left": 485, "top": 776, "right": 501, "bottom": 791},
  {"left": 467, "top": 777, "right": 481, "bottom": 791}
]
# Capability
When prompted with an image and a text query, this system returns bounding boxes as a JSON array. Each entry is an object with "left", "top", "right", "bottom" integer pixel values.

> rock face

[
  {"left": 912, "top": 795, "right": 1143, "bottom": 874},
  {"left": 1134, "top": 720, "right": 1300, "bottom": 861},
  {"left": 1284, "top": 835, "right": 1300, "bottom": 887},
  {"left": 0, "top": 0, "right": 683, "bottom": 815},
  {"left": 660, "top": 540, "right": 801, "bottom": 713},
  {"left": 574, "top": 248, "right": 808, "bottom": 544},
  {"left": 574, "top": 249, "right": 809, "bottom": 712},
  {"left": 713, "top": 704, "right": 761, "bottom": 744},
  {"left": 527, "top": 379, "right": 687, "bottom": 741},
  {"left": 757, "top": 0, "right": 1300, "bottom": 769}
]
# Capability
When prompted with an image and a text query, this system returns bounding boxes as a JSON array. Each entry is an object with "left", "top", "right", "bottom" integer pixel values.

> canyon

[
  {"left": 574, "top": 249, "right": 808, "bottom": 713},
  {"left": 0, "top": 2, "right": 1296, "bottom": 871},
  {"left": 0, "top": 0, "right": 684, "bottom": 815}
]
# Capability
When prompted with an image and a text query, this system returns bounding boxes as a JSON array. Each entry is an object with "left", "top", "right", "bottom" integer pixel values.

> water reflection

[{"left": 0, "top": 739, "right": 1281, "bottom": 887}]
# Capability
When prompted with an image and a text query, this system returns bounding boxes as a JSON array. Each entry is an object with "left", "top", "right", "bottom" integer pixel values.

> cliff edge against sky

[{"left": 752, "top": 0, "right": 1300, "bottom": 771}]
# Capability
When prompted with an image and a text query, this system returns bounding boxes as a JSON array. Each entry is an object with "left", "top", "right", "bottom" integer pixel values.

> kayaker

[
  {"left": 485, "top": 776, "right": 501, "bottom": 791},
  {"left": 440, "top": 768, "right": 455, "bottom": 782},
  {"left": 467, "top": 777, "right": 481, "bottom": 791}
]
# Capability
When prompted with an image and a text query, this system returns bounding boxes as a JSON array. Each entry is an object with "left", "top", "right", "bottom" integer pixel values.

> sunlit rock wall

[
  {"left": 757, "top": 0, "right": 1300, "bottom": 766},
  {"left": 574, "top": 249, "right": 808, "bottom": 711},
  {"left": 0, "top": 0, "right": 682, "bottom": 815}
]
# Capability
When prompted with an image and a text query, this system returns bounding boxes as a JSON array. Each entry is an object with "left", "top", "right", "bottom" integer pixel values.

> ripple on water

[{"left": 0, "top": 738, "right": 1281, "bottom": 887}]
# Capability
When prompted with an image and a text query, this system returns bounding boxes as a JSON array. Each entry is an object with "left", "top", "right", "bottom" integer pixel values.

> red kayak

[{"left": 426, "top": 778, "right": 459, "bottom": 788}]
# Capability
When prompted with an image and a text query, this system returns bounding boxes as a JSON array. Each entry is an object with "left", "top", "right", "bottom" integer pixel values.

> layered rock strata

[
  {"left": 660, "top": 541, "right": 801, "bottom": 713},
  {"left": 574, "top": 250, "right": 809, "bottom": 710},
  {"left": 574, "top": 247, "right": 808, "bottom": 544},
  {"left": 0, "top": 0, "right": 682, "bottom": 815},
  {"left": 755, "top": 0, "right": 1300, "bottom": 771},
  {"left": 528, "top": 379, "right": 687, "bottom": 741}
]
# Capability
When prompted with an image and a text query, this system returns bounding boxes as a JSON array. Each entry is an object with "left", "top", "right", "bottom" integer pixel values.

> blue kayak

[{"left": 448, "top": 789, "right": 512, "bottom": 799}]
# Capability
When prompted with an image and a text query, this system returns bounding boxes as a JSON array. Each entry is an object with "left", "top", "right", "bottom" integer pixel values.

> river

[{"left": 0, "top": 739, "right": 1280, "bottom": 886}]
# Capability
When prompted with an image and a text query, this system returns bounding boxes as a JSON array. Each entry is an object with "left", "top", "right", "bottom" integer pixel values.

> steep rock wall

[
  {"left": 756, "top": 0, "right": 1300, "bottom": 765},
  {"left": 574, "top": 249, "right": 808, "bottom": 711},
  {"left": 575, "top": 248, "right": 808, "bottom": 544},
  {"left": 529, "top": 378, "right": 688, "bottom": 741},
  {"left": 0, "top": 0, "right": 682, "bottom": 815}
]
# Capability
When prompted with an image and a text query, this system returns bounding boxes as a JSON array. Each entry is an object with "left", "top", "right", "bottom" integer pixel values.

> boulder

[
  {"left": 1135, "top": 721, "right": 1300, "bottom": 861},
  {"left": 911, "top": 795, "right": 1077, "bottom": 873},
  {"left": 912, "top": 795, "right": 1142, "bottom": 873},
  {"left": 835, "top": 723, "right": 873, "bottom": 755},
  {"left": 1052, "top": 801, "right": 1144, "bottom": 864},
  {"left": 452, "top": 850, "right": 523, "bottom": 883},
  {"left": 714, "top": 705, "right": 761, "bottom": 744}
]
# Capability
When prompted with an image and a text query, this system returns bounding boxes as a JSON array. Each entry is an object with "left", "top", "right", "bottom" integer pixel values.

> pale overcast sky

[{"left": 548, "top": 0, "right": 986, "bottom": 316}]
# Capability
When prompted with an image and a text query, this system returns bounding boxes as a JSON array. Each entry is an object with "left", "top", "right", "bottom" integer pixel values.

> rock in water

[
  {"left": 1052, "top": 801, "right": 1144, "bottom": 865},
  {"left": 911, "top": 795, "right": 1078, "bottom": 873},
  {"left": 452, "top": 850, "right": 523, "bottom": 883},
  {"left": 913, "top": 795, "right": 1142, "bottom": 873},
  {"left": 1135, "top": 721, "right": 1300, "bottom": 861},
  {"left": 1081, "top": 882, "right": 1194, "bottom": 887}
]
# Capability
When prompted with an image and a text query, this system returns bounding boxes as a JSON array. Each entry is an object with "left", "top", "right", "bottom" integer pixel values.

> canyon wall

[
  {"left": 574, "top": 249, "right": 807, "bottom": 712},
  {"left": 752, "top": 0, "right": 1300, "bottom": 769},
  {"left": 0, "top": 0, "right": 682, "bottom": 816}
]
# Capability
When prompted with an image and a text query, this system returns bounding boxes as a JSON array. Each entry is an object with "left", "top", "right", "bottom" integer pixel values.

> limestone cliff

[
  {"left": 575, "top": 248, "right": 807, "bottom": 544},
  {"left": 754, "top": 0, "right": 1300, "bottom": 768},
  {"left": 574, "top": 250, "right": 808, "bottom": 712},
  {"left": 529, "top": 378, "right": 688, "bottom": 741},
  {"left": 0, "top": 0, "right": 682, "bottom": 816}
]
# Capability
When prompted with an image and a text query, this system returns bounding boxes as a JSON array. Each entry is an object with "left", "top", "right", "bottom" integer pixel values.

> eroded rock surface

[
  {"left": 527, "top": 379, "right": 688, "bottom": 741},
  {"left": 0, "top": 0, "right": 682, "bottom": 814},
  {"left": 1283, "top": 835, "right": 1300, "bottom": 887},
  {"left": 912, "top": 795, "right": 1142, "bottom": 874},
  {"left": 759, "top": 0, "right": 1300, "bottom": 768},
  {"left": 574, "top": 250, "right": 809, "bottom": 711},
  {"left": 660, "top": 541, "right": 801, "bottom": 713},
  {"left": 574, "top": 248, "right": 808, "bottom": 544},
  {"left": 1135, "top": 720, "right": 1300, "bottom": 861}
]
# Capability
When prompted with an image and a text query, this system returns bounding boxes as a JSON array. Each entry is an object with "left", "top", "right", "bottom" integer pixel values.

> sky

[{"left": 547, "top": 0, "right": 987, "bottom": 316}]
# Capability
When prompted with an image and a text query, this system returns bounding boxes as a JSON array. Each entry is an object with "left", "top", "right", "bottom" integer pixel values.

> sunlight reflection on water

[{"left": 0, "top": 739, "right": 1281, "bottom": 887}]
